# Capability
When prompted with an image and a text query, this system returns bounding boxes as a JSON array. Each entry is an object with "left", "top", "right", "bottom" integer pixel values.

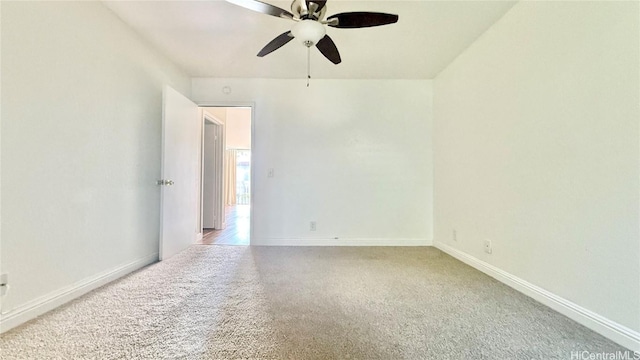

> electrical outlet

[
  {"left": 0, "top": 273, "right": 8, "bottom": 297},
  {"left": 310, "top": 221, "right": 316, "bottom": 231},
  {"left": 452, "top": 229, "right": 457, "bottom": 242},
  {"left": 484, "top": 239, "right": 492, "bottom": 254}
]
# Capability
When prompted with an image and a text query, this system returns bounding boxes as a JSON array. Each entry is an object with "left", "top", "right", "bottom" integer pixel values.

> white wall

[
  {"left": 433, "top": 0, "right": 639, "bottom": 348},
  {"left": 192, "top": 79, "right": 433, "bottom": 246},
  {"left": 226, "top": 107, "right": 251, "bottom": 150},
  {"left": 1, "top": 2, "right": 190, "bottom": 331}
]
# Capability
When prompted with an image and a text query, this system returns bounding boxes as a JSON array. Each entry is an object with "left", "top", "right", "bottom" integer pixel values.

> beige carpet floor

[{"left": 0, "top": 246, "right": 630, "bottom": 359}]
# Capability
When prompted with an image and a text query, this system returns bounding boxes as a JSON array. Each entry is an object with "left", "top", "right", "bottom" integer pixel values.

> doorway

[{"left": 200, "top": 106, "right": 252, "bottom": 246}]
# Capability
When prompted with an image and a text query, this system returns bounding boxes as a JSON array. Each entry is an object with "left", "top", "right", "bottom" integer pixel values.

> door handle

[{"left": 157, "top": 180, "right": 175, "bottom": 186}]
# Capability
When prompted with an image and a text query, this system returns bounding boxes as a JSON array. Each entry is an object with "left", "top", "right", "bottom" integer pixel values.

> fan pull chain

[{"left": 307, "top": 46, "right": 311, "bottom": 87}]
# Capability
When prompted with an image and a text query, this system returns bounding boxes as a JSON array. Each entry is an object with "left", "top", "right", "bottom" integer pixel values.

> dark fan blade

[
  {"left": 257, "top": 31, "right": 294, "bottom": 57},
  {"left": 316, "top": 35, "right": 341, "bottom": 64},
  {"left": 227, "top": 0, "right": 295, "bottom": 20},
  {"left": 327, "top": 12, "right": 398, "bottom": 28}
]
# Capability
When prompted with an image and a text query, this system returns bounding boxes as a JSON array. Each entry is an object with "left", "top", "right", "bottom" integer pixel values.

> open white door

[
  {"left": 160, "top": 86, "right": 200, "bottom": 260},
  {"left": 202, "top": 115, "right": 226, "bottom": 231},
  {"left": 214, "top": 122, "right": 226, "bottom": 230}
]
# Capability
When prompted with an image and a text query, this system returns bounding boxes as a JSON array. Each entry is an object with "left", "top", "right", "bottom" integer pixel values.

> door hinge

[{"left": 157, "top": 180, "right": 175, "bottom": 186}]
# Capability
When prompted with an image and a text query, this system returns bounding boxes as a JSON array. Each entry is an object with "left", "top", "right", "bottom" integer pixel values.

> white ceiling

[{"left": 103, "top": 0, "right": 517, "bottom": 79}]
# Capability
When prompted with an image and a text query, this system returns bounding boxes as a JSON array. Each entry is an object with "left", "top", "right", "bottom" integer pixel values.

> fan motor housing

[{"left": 291, "top": 0, "right": 327, "bottom": 20}]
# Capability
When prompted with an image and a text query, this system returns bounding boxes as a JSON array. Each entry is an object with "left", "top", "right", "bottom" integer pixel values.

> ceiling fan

[{"left": 228, "top": 0, "right": 399, "bottom": 65}]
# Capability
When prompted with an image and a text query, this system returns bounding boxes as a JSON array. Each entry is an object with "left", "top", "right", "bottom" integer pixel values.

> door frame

[{"left": 198, "top": 102, "right": 255, "bottom": 245}]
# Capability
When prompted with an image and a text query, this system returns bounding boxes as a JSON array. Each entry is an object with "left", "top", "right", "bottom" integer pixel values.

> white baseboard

[
  {"left": 251, "top": 238, "right": 431, "bottom": 246},
  {"left": 0, "top": 253, "right": 158, "bottom": 334},
  {"left": 434, "top": 242, "right": 640, "bottom": 352}
]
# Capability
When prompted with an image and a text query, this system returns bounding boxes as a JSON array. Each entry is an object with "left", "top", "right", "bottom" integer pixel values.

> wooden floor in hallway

[{"left": 199, "top": 205, "right": 250, "bottom": 245}]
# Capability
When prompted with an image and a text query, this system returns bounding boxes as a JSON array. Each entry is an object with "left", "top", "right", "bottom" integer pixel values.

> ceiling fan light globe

[{"left": 291, "top": 20, "right": 326, "bottom": 46}]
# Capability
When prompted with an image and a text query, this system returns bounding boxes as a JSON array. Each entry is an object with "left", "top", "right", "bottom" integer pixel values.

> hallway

[{"left": 199, "top": 205, "right": 250, "bottom": 245}]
